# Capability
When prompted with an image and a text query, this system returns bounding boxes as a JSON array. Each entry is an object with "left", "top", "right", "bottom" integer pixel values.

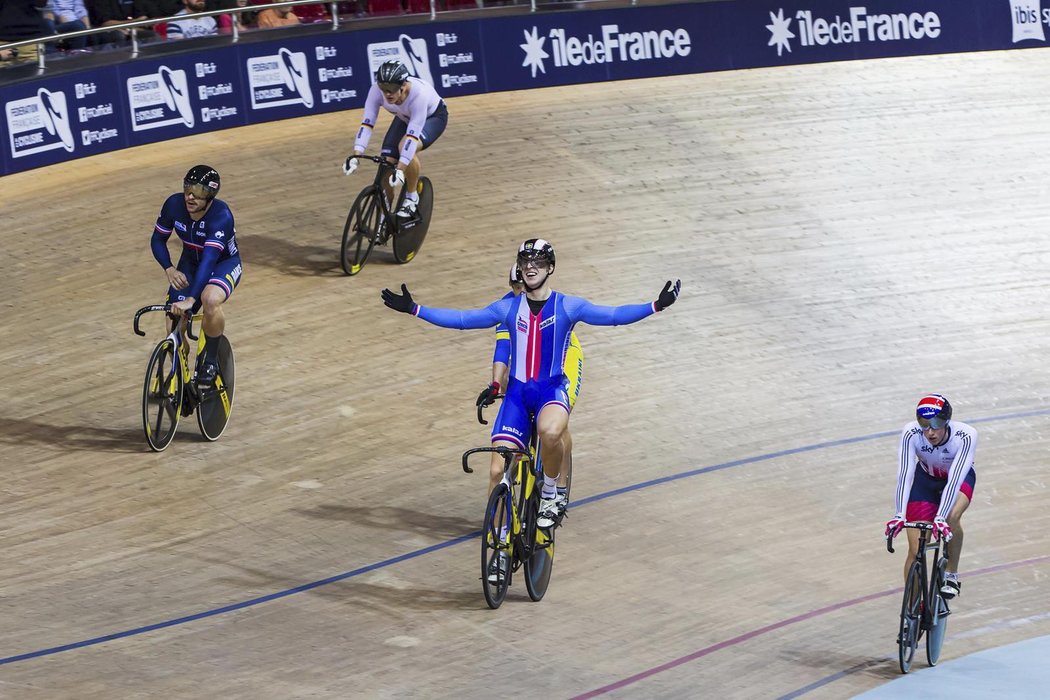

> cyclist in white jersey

[
  {"left": 342, "top": 60, "right": 448, "bottom": 220},
  {"left": 884, "top": 394, "right": 977, "bottom": 599}
]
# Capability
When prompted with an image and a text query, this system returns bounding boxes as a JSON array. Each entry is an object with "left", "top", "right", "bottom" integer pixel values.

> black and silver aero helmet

[
  {"left": 509, "top": 263, "right": 522, "bottom": 286},
  {"left": 916, "top": 394, "right": 952, "bottom": 430},
  {"left": 184, "top": 164, "right": 220, "bottom": 199},
  {"left": 517, "top": 238, "right": 556, "bottom": 268},
  {"left": 375, "top": 60, "right": 410, "bottom": 87}
]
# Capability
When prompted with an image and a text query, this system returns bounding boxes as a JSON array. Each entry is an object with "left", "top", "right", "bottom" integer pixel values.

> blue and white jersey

[
  {"left": 894, "top": 420, "right": 978, "bottom": 520},
  {"left": 152, "top": 194, "right": 240, "bottom": 299},
  {"left": 416, "top": 290, "right": 656, "bottom": 384}
]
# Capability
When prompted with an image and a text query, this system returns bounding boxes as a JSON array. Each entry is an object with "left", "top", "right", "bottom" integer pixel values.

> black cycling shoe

[{"left": 196, "top": 360, "right": 219, "bottom": 388}]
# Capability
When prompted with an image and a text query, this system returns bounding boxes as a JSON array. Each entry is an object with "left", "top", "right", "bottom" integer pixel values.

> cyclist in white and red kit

[
  {"left": 884, "top": 394, "right": 976, "bottom": 599},
  {"left": 341, "top": 60, "right": 448, "bottom": 219}
]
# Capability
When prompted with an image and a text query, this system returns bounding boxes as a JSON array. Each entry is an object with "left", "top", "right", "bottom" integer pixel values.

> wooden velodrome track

[{"left": 2, "top": 46, "right": 1050, "bottom": 699}]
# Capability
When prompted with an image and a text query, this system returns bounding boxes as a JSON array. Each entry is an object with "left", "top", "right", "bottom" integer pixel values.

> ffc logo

[
  {"left": 6, "top": 88, "right": 76, "bottom": 158},
  {"left": 365, "top": 34, "right": 435, "bottom": 86},
  {"left": 126, "top": 65, "right": 195, "bottom": 131},
  {"left": 246, "top": 48, "right": 314, "bottom": 109}
]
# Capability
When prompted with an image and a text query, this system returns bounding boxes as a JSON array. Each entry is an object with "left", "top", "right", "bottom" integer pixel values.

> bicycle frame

[
  {"left": 357, "top": 154, "right": 409, "bottom": 238},
  {"left": 888, "top": 521, "right": 950, "bottom": 671},
  {"left": 135, "top": 304, "right": 200, "bottom": 385}
]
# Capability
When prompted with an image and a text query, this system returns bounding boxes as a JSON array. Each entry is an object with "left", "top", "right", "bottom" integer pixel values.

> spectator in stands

[
  {"left": 86, "top": 0, "right": 153, "bottom": 47},
  {"left": 0, "top": 0, "right": 49, "bottom": 63},
  {"left": 165, "top": 0, "right": 214, "bottom": 38},
  {"left": 249, "top": 0, "right": 323, "bottom": 24},
  {"left": 42, "top": 0, "right": 91, "bottom": 49},
  {"left": 208, "top": 0, "right": 252, "bottom": 33},
  {"left": 254, "top": 1, "right": 296, "bottom": 29}
]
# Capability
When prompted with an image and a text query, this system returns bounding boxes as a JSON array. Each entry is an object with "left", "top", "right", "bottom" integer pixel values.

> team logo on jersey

[
  {"left": 6, "top": 88, "right": 76, "bottom": 158},
  {"left": 366, "top": 34, "right": 435, "bottom": 86},
  {"left": 1010, "top": 1, "right": 1047, "bottom": 42},
  {"left": 127, "top": 66, "right": 195, "bottom": 131},
  {"left": 246, "top": 48, "right": 314, "bottom": 109}
]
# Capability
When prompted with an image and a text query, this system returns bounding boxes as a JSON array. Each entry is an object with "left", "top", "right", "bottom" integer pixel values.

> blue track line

[{"left": 3, "top": 407, "right": 1048, "bottom": 667}]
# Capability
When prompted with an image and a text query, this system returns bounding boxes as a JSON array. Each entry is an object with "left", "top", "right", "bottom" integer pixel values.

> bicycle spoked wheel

[
  {"left": 142, "top": 339, "right": 183, "bottom": 452},
  {"left": 341, "top": 187, "right": 383, "bottom": 275},
  {"left": 481, "top": 483, "right": 512, "bottom": 609},
  {"left": 898, "top": 562, "right": 923, "bottom": 673},
  {"left": 391, "top": 176, "right": 433, "bottom": 264},
  {"left": 926, "top": 564, "right": 949, "bottom": 665},
  {"left": 196, "top": 337, "right": 235, "bottom": 441},
  {"left": 523, "top": 490, "right": 554, "bottom": 602}
]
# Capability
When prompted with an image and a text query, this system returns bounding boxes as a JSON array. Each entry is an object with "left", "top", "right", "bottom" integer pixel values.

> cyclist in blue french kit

[{"left": 150, "top": 165, "right": 242, "bottom": 388}]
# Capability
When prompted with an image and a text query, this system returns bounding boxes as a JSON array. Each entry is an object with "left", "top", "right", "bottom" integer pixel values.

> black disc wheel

[
  {"left": 926, "top": 562, "right": 949, "bottom": 666},
  {"left": 898, "top": 562, "right": 922, "bottom": 673},
  {"left": 142, "top": 339, "right": 183, "bottom": 452},
  {"left": 523, "top": 488, "right": 554, "bottom": 602},
  {"left": 391, "top": 176, "right": 433, "bottom": 264},
  {"left": 341, "top": 186, "right": 383, "bottom": 275},
  {"left": 196, "top": 336, "right": 235, "bottom": 441},
  {"left": 481, "top": 483, "right": 512, "bottom": 609}
]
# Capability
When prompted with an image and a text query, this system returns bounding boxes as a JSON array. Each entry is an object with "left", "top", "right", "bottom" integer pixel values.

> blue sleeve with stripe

[
  {"left": 416, "top": 297, "right": 511, "bottom": 330},
  {"left": 563, "top": 295, "right": 656, "bottom": 326},
  {"left": 493, "top": 324, "right": 511, "bottom": 364}
]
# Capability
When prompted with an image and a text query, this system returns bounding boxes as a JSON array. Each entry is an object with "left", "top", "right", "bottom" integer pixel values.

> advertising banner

[{"left": 0, "top": 0, "right": 1043, "bottom": 177}]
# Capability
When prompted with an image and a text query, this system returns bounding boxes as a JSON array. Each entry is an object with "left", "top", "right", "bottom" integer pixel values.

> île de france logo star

[
  {"left": 520, "top": 26, "right": 549, "bottom": 77},
  {"left": 766, "top": 8, "right": 795, "bottom": 56}
]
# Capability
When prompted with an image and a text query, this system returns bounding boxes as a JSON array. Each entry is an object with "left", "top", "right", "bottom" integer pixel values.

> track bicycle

[
  {"left": 134, "top": 304, "right": 236, "bottom": 452},
  {"left": 463, "top": 396, "right": 567, "bottom": 609},
  {"left": 340, "top": 154, "right": 434, "bottom": 276},
  {"left": 887, "top": 521, "right": 951, "bottom": 673}
]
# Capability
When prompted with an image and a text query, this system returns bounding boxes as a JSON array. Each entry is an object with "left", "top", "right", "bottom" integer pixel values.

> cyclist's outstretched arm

[
  {"left": 381, "top": 284, "right": 511, "bottom": 329},
  {"left": 568, "top": 280, "right": 682, "bottom": 327}
]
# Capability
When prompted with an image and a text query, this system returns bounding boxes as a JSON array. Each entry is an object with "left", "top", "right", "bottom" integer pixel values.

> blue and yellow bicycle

[
  {"left": 134, "top": 304, "right": 236, "bottom": 452},
  {"left": 463, "top": 397, "right": 561, "bottom": 609}
]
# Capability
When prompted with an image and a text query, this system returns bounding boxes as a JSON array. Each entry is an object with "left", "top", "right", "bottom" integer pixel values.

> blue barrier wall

[{"left": 2, "top": 0, "right": 1047, "bottom": 176}]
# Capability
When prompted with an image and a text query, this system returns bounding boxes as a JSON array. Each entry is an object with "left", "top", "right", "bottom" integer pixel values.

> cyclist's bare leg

[
  {"left": 558, "top": 429, "right": 572, "bottom": 491},
  {"left": 200, "top": 284, "right": 227, "bottom": 338},
  {"left": 488, "top": 439, "right": 517, "bottom": 496},
  {"left": 537, "top": 404, "right": 569, "bottom": 485},
  {"left": 488, "top": 438, "right": 517, "bottom": 539},
  {"left": 904, "top": 526, "right": 922, "bottom": 585},
  {"left": 945, "top": 493, "right": 970, "bottom": 575}
]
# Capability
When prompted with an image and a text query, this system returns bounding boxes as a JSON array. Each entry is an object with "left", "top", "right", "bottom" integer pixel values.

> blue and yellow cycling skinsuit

[
  {"left": 151, "top": 193, "right": 243, "bottom": 309},
  {"left": 494, "top": 293, "right": 584, "bottom": 410},
  {"left": 415, "top": 291, "right": 657, "bottom": 450}
]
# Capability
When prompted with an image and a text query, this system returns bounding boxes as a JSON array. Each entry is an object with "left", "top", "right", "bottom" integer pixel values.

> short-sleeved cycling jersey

[
  {"left": 894, "top": 420, "right": 978, "bottom": 521},
  {"left": 151, "top": 193, "right": 242, "bottom": 301},
  {"left": 354, "top": 77, "right": 445, "bottom": 166}
]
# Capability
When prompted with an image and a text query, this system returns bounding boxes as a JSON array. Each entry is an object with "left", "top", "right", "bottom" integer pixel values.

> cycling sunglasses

[
  {"left": 183, "top": 183, "right": 215, "bottom": 199},
  {"left": 378, "top": 82, "right": 404, "bottom": 94}
]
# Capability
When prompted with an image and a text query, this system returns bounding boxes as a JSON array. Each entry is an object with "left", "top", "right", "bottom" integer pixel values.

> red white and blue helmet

[{"left": 916, "top": 394, "right": 952, "bottom": 430}]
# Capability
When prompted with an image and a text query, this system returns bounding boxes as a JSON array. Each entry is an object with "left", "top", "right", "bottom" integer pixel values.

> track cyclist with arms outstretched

[{"left": 382, "top": 239, "right": 681, "bottom": 543}]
